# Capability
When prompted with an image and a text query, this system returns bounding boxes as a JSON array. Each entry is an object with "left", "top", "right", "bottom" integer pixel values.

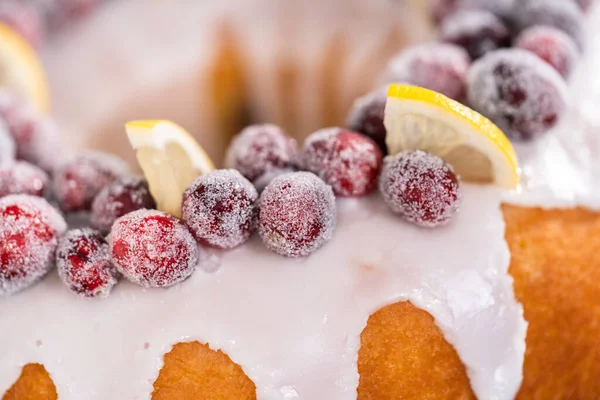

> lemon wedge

[
  {"left": 385, "top": 84, "right": 519, "bottom": 189},
  {"left": 0, "top": 22, "right": 50, "bottom": 111},
  {"left": 125, "top": 120, "right": 215, "bottom": 218}
]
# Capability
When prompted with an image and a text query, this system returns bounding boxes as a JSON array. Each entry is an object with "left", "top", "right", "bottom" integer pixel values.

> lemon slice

[
  {"left": 385, "top": 84, "right": 519, "bottom": 189},
  {"left": 0, "top": 23, "right": 50, "bottom": 111},
  {"left": 126, "top": 120, "right": 215, "bottom": 218}
]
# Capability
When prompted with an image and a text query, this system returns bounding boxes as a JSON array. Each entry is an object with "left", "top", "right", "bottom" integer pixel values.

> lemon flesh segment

[
  {"left": 384, "top": 84, "right": 519, "bottom": 189},
  {"left": 0, "top": 23, "right": 50, "bottom": 112},
  {"left": 126, "top": 120, "right": 215, "bottom": 218}
]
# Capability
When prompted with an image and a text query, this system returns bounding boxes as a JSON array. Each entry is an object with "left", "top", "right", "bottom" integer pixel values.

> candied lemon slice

[
  {"left": 385, "top": 84, "right": 519, "bottom": 189},
  {"left": 0, "top": 22, "right": 49, "bottom": 111},
  {"left": 125, "top": 120, "right": 215, "bottom": 218}
]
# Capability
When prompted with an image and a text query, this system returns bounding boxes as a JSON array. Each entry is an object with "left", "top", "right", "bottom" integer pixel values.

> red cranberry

[
  {"left": 515, "top": 25, "right": 579, "bottom": 79},
  {"left": 301, "top": 128, "right": 383, "bottom": 197},
  {"left": 440, "top": 10, "right": 511, "bottom": 60},
  {"left": 467, "top": 49, "right": 568, "bottom": 141},
  {"left": 515, "top": 0, "right": 584, "bottom": 49},
  {"left": 384, "top": 43, "right": 470, "bottom": 102},
  {"left": 0, "top": 195, "right": 67, "bottom": 295},
  {"left": 430, "top": 0, "right": 514, "bottom": 25},
  {"left": 225, "top": 124, "right": 298, "bottom": 183},
  {"left": 53, "top": 152, "right": 130, "bottom": 213},
  {"left": 346, "top": 86, "right": 388, "bottom": 153},
  {"left": 0, "top": 122, "right": 16, "bottom": 164},
  {"left": 56, "top": 228, "right": 119, "bottom": 298},
  {"left": 0, "top": 161, "right": 48, "bottom": 197},
  {"left": 258, "top": 172, "right": 336, "bottom": 257},
  {"left": 0, "top": 1, "right": 46, "bottom": 48},
  {"left": 182, "top": 169, "right": 258, "bottom": 249},
  {"left": 109, "top": 209, "right": 198, "bottom": 288},
  {"left": 379, "top": 151, "right": 461, "bottom": 227},
  {"left": 91, "top": 177, "right": 156, "bottom": 234}
]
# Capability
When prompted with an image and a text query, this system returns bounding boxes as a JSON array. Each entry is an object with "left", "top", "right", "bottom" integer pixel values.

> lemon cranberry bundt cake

[{"left": 2, "top": 0, "right": 600, "bottom": 399}]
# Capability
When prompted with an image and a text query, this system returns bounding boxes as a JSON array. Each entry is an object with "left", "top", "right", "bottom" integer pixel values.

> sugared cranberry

[
  {"left": 0, "top": 161, "right": 48, "bottom": 197},
  {"left": 515, "top": 26, "right": 579, "bottom": 79},
  {"left": 225, "top": 124, "right": 298, "bottom": 184},
  {"left": 301, "top": 128, "right": 383, "bottom": 197},
  {"left": 253, "top": 168, "right": 295, "bottom": 193},
  {"left": 384, "top": 43, "right": 470, "bottom": 102},
  {"left": 0, "top": 1, "right": 46, "bottom": 48},
  {"left": 379, "top": 151, "right": 461, "bottom": 227},
  {"left": 53, "top": 152, "right": 130, "bottom": 212},
  {"left": 0, "top": 195, "right": 67, "bottom": 295},
  {"left": 0, "top": 91, "right": 63, "bottom": 172},
  {"left": 430, "top": 0, "right": 514, "bottom": 25},
  {"left": 91, "top": 177, "right": 156, "bottom": 234},
  {"left": 515, "top": 0, "right": 584, "bottom": 49},
  {"left": 440, "top": 10, "right": 511, "bottom": 60},
  {"left": 258, "top": 172, "right": 336, "bottom": 257},
  {"left": 109, "top": 209, "right": 198, "bottom": 288},
  {"left": 468, "top": 49, "right": 567, "bottom": 141},
  {"left": 0, "top": 122, "right": 16, "bottom": 164},
  {"left": 346, "top": 86, "right": 388, "bottom": 153},
  {"left": 56, "top": 228, "right": 119, "bottom": 298},
  {"left": 182, "top": 169, "right": 258, "bottom": 249}
]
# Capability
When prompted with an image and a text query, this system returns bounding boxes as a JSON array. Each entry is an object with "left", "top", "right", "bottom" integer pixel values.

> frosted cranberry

[
  {"left": 440, "top": 10, "right": 511, "bottom": 60},
  {"left": 0, "top": 195, "right": 67, "bottom": 295},
  {"left": 253, "top": 168, "right": 295, "bottom": 193},
  {"left": 430, "top": 0, "right": 514, "bottom": 25},
  {"left": 515, "top": 0, "right": 584, "bottom": 49},
  {"left": 384, "top": 43, "right": 470, "bottom": 102},
  {"left": 91, "top": 177, "right": 156, "bottom": 234},
  {"left": 468, "top": 49, "right": 567, "bottom": 141},
  {"left": 109, "top": 210, "right": 198, "bottom": 288},
  {"left": 301, "top": 128, "right": 383, "bottom": 197},
  {"left": 182, "top": 170, "right": 258, "bottom": 249},
  {"left": 0, "top": 122, "right": 16, "bottom": 164},
  {"left": 225, "top": 124, "right": 298, "bottom": 183},
  {"left": 56, "top": 228, "right": 119, "bottom": 298},
  {"left": 0, "top": 161, "right": 48, "bottom": 197},
  {"left": 346, "top": 86, "right": 388, "bottom": 153},
  {"left": 515, "top": 26, "right": 579, "bottom": 79},
  {"left": 53, "top": 152, "right": 130, "bottom": 212},
  {"left": 379, "top": 151, "right": 461, "bottom": 227},
  {"left": 258, "top": 172, "right": 336, "bottom": 257},
  {"left": 0, "top": 1, "right": 46, "bottom": 48}
]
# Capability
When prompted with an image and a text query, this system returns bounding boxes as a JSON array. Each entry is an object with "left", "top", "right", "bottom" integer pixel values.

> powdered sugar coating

[
  {"left": 0, "top": 121, "right": 16, "bottom": 165},
  {"left": 53, "top": 152, "right": 130, "bottom": 212},
  {"left": 0, "top": 161, "right": 48, "bottom": 197},
  {"left": 56, "top": 228, "right": 119, "bottom": 298},
  {"left": 108, "top": 209, "right": 198, "bottom": 288},
  {"left": 430, "top": 0, "right": 515, "bottom": 25},
  {"left": 379, "top": 151, "right": 462, "bottom": 228},
  {"left": 515, "top": 25, "right": 580, "bottom": 79},
  {"left": 301, "top": 128, "right": 383, "bottom": 197},
  {"left": 91, "top": 177, "right": 156, "bottom": 234},
  {"left": 0, "top": 0, "right": 46, "bottom": 47},
  {"left": 0, "top": 194, "right": 67, "bottom": 295},
  {"left": 182, "top": 169, "right": 258, "bottom": 249},
  {"left": 439, "top": 10, "right": 511, "bottom": 60},
  {"left": 468, "top": 48, "right": 568, "bottom": 141},
  {"left": 514, "top": 0, "right": 585, "bottom": 49},
  {"left": 253, "top": 168, "right": 295, "bottom": 193},
  {"left": 384, "top": 42, "right": 471, "bottom": 102},
  {"left": 225, "top": 124, "right": 298, "bottom": 183},
  {"left": 346, "top": 86, "right": 388, "bottom": 153},
  {"left": 258, "top": 172, "right": 336, "bottom": 257}
]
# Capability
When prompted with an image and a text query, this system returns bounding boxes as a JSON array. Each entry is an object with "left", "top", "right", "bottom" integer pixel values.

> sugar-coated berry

[
  {"left": 0, "top": 161, "right": 48, "bottom": 197},
  {"left": 439, "top": 10, "right": 511, "bottom": 60},
  {"left": 53, "top": 152, "right": 130, "bottom": 212},
  {"left": 379, "top": 151, "right": 461, "bottom": 227},
  {"left": 91, "top": 177, "right": 156, "bottom": 234},
  {"left": 0, "top": 195, "right": 67, "bottom": 295},
  {"left": 301, "top": 128, "right": 383, "bottom": 197},
  {"left": 258, "top": 172, "right": 336, "bottom": 257},
  {"left": 109, "top": 209, "right": 198, "bottom": 288},
  {"left": 253, "top": 168, "right": 295, "bottom": 193},
  {"left": 0, "top": 0, "right": 46, "bottom": 48},
  {"left": 346, "top": 86, "right": 388, "bottom": 153},
  {"left": 384, "top": 43, "right": 471, "bottom": 102},
  {"left": 225, "top": 124, "right": 298, "bottom": 183},
  {"left": 468, "top": 49, "right": 568, "bottom": 141},
  {"left": 182, "top": 169, "right": 258, "bottom": 249},
  {"left": 515, "top": 0, "right": 584, "bottom": 49},
  {"left": 0, "top": 121, "right": 16, "bottom": 164},
  {"left": 430, "top": 0, "right": 515, "bottom": 25},
  {"left": 56, "top": 228, "right": 119, "bottom": 298},
  {"left": 515, "top": 25, "right": 579, "bottom": 79}
]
